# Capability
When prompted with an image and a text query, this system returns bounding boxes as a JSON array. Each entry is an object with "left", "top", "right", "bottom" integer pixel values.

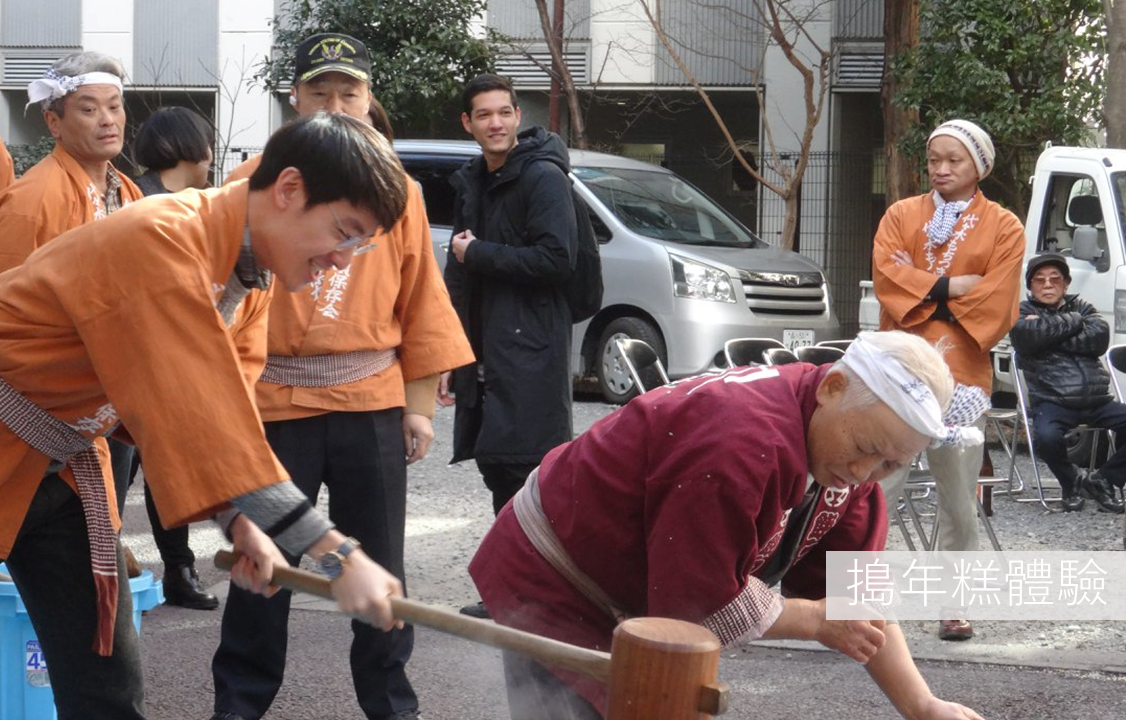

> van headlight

[{"left": 671, "top": 255, "right": 736, "bottom": 303}]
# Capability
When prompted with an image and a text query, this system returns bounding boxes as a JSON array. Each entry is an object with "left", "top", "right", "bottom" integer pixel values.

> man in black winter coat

[
  {"left": 437, "top": 74, "right": 578, "bottom": 616},
  {"left": 1010, "top": 253, "right": 1126, "bottom": 512}
]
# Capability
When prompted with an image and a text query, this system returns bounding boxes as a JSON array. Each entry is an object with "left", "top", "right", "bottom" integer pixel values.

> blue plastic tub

[{"left": 0, "top": 562, "right": 163, "bottom": 720}]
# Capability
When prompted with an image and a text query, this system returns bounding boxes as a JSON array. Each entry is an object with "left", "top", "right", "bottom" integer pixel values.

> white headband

[
  {"left": 839, "top": 333, "right": 989, "bottom": 448},
  {"left": 26, "top": 70, "right": 123, "bottom": 111}
]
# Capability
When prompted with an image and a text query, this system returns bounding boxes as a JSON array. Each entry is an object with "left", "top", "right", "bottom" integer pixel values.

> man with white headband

[
  {"left": 467, "top": 330, "right": 986, "bottom": 720},
  {"left": 0, "top": 51, "right": 142, "bottom": 272},
  {"left": 872, "top": 118, "right": 1024, "bottom": 641}
]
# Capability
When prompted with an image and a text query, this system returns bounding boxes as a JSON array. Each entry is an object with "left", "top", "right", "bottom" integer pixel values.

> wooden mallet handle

[
  {"left": 214, "top": 549, "right": 611, "bottom": 680},
  {"left": 214, "top": 550, "right": 728, "bottom": 716}
]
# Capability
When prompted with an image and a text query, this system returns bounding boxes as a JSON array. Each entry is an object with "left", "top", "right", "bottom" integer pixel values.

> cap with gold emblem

[{"left": 293, "top": 33, "right": 371, "bottom": 85}]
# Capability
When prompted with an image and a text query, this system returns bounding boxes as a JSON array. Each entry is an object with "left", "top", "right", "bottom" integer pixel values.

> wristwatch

[{"left": 316, "top": 537, "right": 360, "bottom": 580}]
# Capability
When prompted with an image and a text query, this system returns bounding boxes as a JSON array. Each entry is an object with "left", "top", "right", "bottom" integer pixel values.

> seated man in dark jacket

[{"left": 1010, "top": 253, "right": 1126, "bottom": 512}]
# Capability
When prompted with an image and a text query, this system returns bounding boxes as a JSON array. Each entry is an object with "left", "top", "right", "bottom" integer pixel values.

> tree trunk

[
  {"left": 881, "top": 0, "right": 920, "bottom": 204},
  {"left": 781, "top": 191, "right": 800, "bottom": 251},
  {"left": 1107, "top": 1, "right": 1126, "bottom": 148},
  {"left": 535, "top": 0, "right": 589, "bottom": 148}
]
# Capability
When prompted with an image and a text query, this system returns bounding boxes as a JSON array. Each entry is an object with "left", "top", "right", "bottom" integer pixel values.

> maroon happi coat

[{"left": 469, "top": 362, "right": 888, "bottom": 710}]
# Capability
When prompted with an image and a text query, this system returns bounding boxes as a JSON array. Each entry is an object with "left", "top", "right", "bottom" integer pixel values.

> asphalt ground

[{"left": 114, "top": 394, "right": 1126, "bottom": 719}]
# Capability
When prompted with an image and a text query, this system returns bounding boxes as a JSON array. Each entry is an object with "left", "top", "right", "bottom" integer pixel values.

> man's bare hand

[
  {"left": 436, "top": 371, "right": 455, "bottom": 407},
  {"left": 330, "top": 549, "right": 404, "bottom": 632},
  {"left": 228, "top": 515, "right": 287, "bottom": 598},
  {"left": 891, "top": 250, "right": 914, "bottom": 267},
  {"left": 451, "top": 230, "right": 476, "bottom": 263},
  {"left": 402, "top": 413, "right": 434, "bottom": 464},
  {"left": 913, "top": 696, "right": 986, "bottom": 720},
  {"left": 814, "top": 615, "right": 887, "bottom": 664}
]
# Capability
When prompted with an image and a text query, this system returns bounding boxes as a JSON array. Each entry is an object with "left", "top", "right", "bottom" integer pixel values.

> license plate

[{"left": 783, "top": 329, "right": 814, "bottom": 350}]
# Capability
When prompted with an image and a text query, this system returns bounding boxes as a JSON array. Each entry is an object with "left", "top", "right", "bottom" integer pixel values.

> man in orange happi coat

[
  {"left": 0, "top": 51, "right": 143, "bottom": 273},
  {"left": 873, "top": 119, "right": 1024, "bottom": 641},
  {"left": 210, "top": 33, "right": 472, "bottom": 720},
  {"left": 0, "top": 114, "right": 410, "bottom": 720}
]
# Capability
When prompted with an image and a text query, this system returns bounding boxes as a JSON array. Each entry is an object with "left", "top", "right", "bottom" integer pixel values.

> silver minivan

[{"left": 395, "top": 139, "right": 841, "bottom": 403}]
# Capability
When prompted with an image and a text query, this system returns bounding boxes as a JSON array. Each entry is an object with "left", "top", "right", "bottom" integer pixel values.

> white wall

[
  {"left": 756, "top": 0, "right": 833, "bottom": 247},
  {"left": 589, "top": 0, "right": 654, "bottom": 85},
  {"left": 216, "top": 0, "right": 274, "bottom": 151},
  {"left": 82, "top": 0, "right": 134, "bottom": 78}
]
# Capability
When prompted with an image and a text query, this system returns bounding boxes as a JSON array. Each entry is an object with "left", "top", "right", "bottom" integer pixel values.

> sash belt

[
  {"left": 513, "top": 468, "right": 628, "bottom": 623},
  {"left": 260, "top": 348, "right": 397, "bottom": 388},
  {"left": 0, "top": 375, "right": 117, "bottom": 655}
]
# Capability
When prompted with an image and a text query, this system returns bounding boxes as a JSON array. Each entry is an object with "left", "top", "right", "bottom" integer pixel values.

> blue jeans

[
  {"left": 1032, "top": 399, "right": 1126, "bottom": 490},
  {"left": 4, "top": 474, "right": 145, "bottom": 720}
]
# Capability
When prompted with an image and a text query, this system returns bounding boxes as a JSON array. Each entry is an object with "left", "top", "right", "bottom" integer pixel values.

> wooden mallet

[{"left": 215, "top": 550, "right": 728, "bottom": 719}]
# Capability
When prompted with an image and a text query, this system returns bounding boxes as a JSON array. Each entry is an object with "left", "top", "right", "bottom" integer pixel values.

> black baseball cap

[
  {"left": 293, "top": 33, "right": 371, "bottom": 85},
  {"left": 1025, "top": 253, "right": 1071, "bottom": 288}
]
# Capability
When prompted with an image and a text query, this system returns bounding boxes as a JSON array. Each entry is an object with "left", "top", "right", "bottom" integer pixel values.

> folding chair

[
  {"left": 614, "top": 338, "right": 670, "bottom": 395},
  {"left": 815, "top": 339, "right": 853, "bottom": 352},
  {"left": 1011, "top": 350, "right": 1108, "bottom": 510},
  {"left": 794, "top": 345, "right": 845, "bottom": 365},
  {"left": 887, "top": 452, "right": 1005, "bottom": 552},
  {"left": 1103, "top": 344, "right": 1126, "bottom": 547},
  {"left": 762, "top": 347, "right": 799, "bottom": 366},
  {"left": 723, "top": 337, "right": 785, "bottom": 368},
  {"left": 984, "top": 350, "right": 1025, "bottom": 497}
]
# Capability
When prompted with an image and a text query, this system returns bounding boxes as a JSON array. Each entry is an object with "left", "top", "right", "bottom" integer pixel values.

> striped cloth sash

[
  {"left": 0, "top": 375, "right": 118, "bottom": 656},
  {"left": 259, "top": 348, "right": 397, "bottom": 388},
  {"left": 512, "top": 468, "right": 629, "bottom": 623}
]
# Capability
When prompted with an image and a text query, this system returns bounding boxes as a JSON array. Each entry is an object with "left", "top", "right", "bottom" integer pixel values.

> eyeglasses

[
  {"left": 329, "top": 204, "right": 376, "bottom": 256},
  {"left": 1031, "top": 274, "right": 1066, "bottom": 287}
]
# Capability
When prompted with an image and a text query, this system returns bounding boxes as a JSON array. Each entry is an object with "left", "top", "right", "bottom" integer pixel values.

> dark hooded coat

[{"left": 445, "top": 126, "right": 577, "bottom": 465}]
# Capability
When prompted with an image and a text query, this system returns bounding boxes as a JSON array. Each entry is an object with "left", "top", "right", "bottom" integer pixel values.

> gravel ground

[{"left": 124, "top": 391, "right": 1126, "bottom": 689}]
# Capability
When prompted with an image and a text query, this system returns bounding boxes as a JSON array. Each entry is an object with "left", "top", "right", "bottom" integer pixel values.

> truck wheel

[
  {"left": 596, "top": 317, "right": 666, "bottom": 405},
  {"left": 1066, "top": 428, "right": 1109, "bottom": 469}
]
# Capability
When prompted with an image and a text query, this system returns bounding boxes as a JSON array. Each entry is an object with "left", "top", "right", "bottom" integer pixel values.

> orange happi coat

[
  {"left": 0, "top": 183, "right": 285, "bottom": 557},
  {"left": 227, "top": 155, "right": 473, "bottom": 420},
  {"left": 0, "top": 144, "right": 144, "bottom": 273},
  {"left": 873, "top": 192, "right": 1025, "bottom": 391}
]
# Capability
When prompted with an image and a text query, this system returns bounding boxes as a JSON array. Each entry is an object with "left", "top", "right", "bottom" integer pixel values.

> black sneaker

[
  {"left": 459, "top": 600, "right": 490, "bottom": 619},
  {"left": 1060, "top": 483, "right": 1086, "bottom": 512},
  {"left": 1082, "top": 471, "right": 1125, "bottom": 514}
]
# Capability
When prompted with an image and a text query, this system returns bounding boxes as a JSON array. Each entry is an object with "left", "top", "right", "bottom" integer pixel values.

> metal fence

[
  {"left": 758, "top": 150, "right": 888, "bottom": 336},
  {"left": 216, "top": 146, "right": 263, "bottom": 185}
]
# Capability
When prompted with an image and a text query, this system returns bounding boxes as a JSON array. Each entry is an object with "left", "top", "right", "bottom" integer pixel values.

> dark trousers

[
  {"left": 4, "top": 474, "right": 145, "bottom": 720},
  {"left": 1032, "top": 399, "right": 1126, "bottom": 490},
  {"left": 211, "top": 410, "right": 416, "bottom": 719},
  {"left": 478, "top": 461, "right": 538, "bottom": 515},
  {"left": 110, "top": 439, "right": 194, "bottom": 568},
  {"left": 502, "top": 652, "right": 602, "bottom": 720}
]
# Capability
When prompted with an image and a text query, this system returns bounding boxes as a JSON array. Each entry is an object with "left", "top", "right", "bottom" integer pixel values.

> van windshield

[
  {"left": 1113, "top": 172, "right": 1126, "bottom": 235},
  {"left": 572, "top": 166, "right": 767, "bottom": 248}
]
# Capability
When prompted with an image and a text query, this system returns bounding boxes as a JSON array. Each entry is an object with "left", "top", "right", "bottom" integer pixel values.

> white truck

[{"left": 861, "top": 143, "right": 1126, "bottom": 375}]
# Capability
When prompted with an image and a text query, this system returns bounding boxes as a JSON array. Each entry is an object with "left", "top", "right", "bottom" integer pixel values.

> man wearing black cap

[
  {"left": 1010, "top": 253, "right": 1126, "bottom": 513},
  {"left": 208, "top": 32, "right": 472, "bottom": 720}
]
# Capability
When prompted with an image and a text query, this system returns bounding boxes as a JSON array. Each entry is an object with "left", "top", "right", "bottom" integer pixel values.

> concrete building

[
  {"left": 491, "top": 0, "right": 886, "bottom": 330},
  {"left": 0, "top": 0, "right": 888, "bottom": 328},
  {"left": 0, "top": 0, "right": 283, "bottom": 175}
]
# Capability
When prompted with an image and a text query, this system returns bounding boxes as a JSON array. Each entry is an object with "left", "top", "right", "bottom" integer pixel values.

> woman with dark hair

[
  {"left": 113, "top": 106, "right": 219, "bottom": 610},
  {"left": 133, "top": 106, "right": 214, "bottom": 194}
]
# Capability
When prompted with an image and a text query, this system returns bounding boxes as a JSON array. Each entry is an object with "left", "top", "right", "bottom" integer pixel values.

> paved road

[{"left": 116, "top": 395, "right": 1126, "bottom": 719}]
